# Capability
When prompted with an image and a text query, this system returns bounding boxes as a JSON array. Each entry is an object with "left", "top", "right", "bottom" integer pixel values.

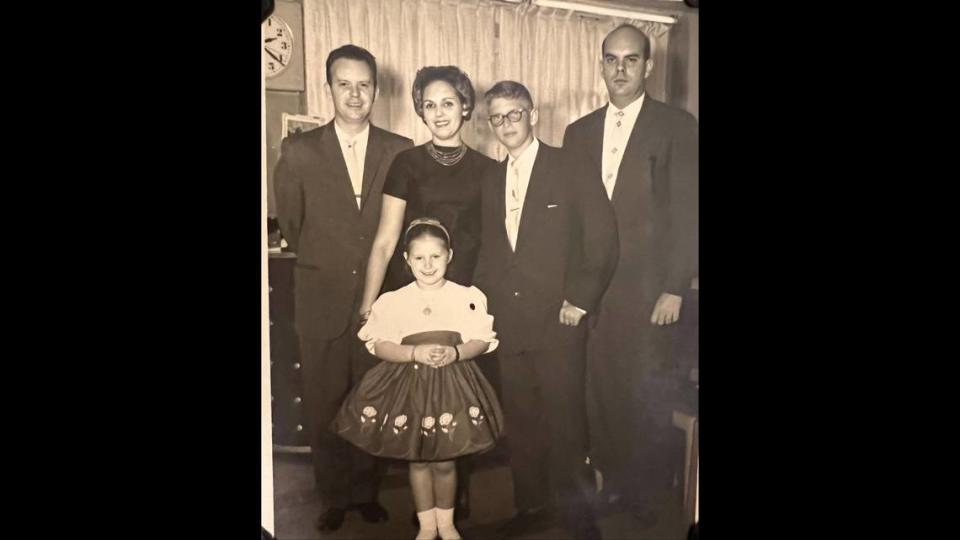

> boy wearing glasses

[{"left": 473, "top": 81, "right": 619, "bottom": 540}]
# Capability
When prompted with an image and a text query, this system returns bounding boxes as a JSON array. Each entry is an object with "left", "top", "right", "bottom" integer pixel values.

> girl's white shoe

[
  {"left": 415, "top": 508, "right": 439, "bottom": 540},
  {"left": 436, "top": 507, "right": 462, "bottom": 540}
]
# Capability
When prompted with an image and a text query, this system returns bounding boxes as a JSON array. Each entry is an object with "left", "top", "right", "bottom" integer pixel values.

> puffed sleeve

[
  {"left": 357, "top": 292, "right": 404, "bottom": 355},
  {"left": 460, "top": 286, "right": 499, "bottom": 353}
]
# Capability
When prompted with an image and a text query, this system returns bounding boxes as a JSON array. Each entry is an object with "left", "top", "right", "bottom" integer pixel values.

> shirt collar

[
  {"left": 607, "top": 93, "right": 645, "bottom": 120},
  {"left": 334, "top": 121, "right": 370, "bottom": 147},
  {"left": 507, "top": 138, "right": 540, "bottom": 171}
]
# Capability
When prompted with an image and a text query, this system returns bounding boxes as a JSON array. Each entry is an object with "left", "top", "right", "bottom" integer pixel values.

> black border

[
  {"left": 51, "top": 2, "right": 901, "bottom": 538},
  {"left": 73, "top": 4, "right": 266, "bottom": 538}
]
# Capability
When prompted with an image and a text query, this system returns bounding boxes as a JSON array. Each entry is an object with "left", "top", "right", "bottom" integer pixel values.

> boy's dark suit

[
  {"left": 563, "top": 96, "right": 698, "bottom": 508},
  {"left": 274, "top": 121, "right": 412, "bottom": 509},
  {"left": 474, "top": 141, "right": 618, "bottom": 535}
]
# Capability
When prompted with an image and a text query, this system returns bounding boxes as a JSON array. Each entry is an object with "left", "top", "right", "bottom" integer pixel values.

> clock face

[{"left": 263, "top": 15, "right": 294, "bottom": 78}]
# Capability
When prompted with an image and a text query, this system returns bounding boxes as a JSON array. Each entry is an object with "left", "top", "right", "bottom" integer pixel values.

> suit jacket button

[
  {"left": 293, "top": 362, "right": 301, "bottom": 370},
  {"left": 351, "top": 269, "right": 358, "bottom": 275},
  {"left": 513, "top": 291, "right": 520, "bottom": 297}
]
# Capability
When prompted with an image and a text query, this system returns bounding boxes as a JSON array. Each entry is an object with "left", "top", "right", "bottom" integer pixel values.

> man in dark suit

[
  {"left": 562, "top": 24, "right": 699, "bottom": 526},
  {"left": 474, "top": 81, "right": 619, "bottom": 540},
  {"left": 274, "top": 44, "right": 412, "bottom": 533}
]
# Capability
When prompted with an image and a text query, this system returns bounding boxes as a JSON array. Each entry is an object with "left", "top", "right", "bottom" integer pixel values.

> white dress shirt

[
  {"left": 334, "top": 121, "right": 370, "bottom": 209},
  {"left": 504, "top": 138, "right": 540, "bottom": 251},
  {"left": 601, "top": 93, "right": 645, "bottom": 200}
]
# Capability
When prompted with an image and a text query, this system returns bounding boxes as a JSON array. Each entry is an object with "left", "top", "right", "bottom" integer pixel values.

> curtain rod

[{"left": 532, "top": 0, "right": 678, "bottom": 25}]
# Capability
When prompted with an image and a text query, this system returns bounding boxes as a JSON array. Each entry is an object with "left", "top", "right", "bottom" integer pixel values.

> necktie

[
  {"left": 506, "top": 162, "right": 521, "bottom": 251},
  {"left": 603, "top": 110, "right": 626, "bottom": 200},
  {"left": 342, "top": 140, "right": 361, "bottom": 210}
]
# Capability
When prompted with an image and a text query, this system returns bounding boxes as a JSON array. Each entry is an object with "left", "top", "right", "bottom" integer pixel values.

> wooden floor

[{"left": 272, "top": 450, "right": 688, "bottom": 540}]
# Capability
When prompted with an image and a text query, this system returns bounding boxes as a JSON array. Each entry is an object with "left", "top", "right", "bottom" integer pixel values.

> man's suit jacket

[
  {"left": 274, "top": 122, "right": 412, "bottom": 341},
  {"left": 563, "top": 98, "right": 698, "bottom": 320},
  {"left": 473, "top": 141, "right": 619, "bottom": 355}
]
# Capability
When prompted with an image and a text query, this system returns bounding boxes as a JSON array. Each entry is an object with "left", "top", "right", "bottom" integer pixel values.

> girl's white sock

[
  {"left": 436, "top": 507, "right": 461, "bottom": 540},
  {"left": 415, "top": 508, "right": 438, "bottom": 540}
]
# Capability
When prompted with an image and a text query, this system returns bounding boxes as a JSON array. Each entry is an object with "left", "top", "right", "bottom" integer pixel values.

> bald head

[
  {"left": 600, "top": 24, "right": 653, "bottom": 109},
  {"left": 602, "top": 24, "right": 650, "bottom": 62}
]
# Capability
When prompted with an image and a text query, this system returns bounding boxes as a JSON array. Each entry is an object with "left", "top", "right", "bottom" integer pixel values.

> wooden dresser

[{"left": 268, "top": 252, "right": 309, "bottom": 450}]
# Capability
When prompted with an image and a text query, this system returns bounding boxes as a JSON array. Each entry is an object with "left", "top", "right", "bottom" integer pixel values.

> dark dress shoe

[
  {"left": 315, "top": 507, "right": 346, "bottom": 532},
  {"left": 497, "top": 507, "right": 553, "bottom": 538},
  {"left": 354, "top": 501, "right": 389, "bottom": 523}
]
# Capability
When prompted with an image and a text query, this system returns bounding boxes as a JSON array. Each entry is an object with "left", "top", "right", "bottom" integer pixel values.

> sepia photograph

[{"left": 261, "top": 1, "right": 698, "bottom": 539}]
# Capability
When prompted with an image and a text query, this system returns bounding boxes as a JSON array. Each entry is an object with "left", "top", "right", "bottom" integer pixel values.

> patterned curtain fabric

[{"left": 304, "top": 0, "right": 671, "bottom": 159}]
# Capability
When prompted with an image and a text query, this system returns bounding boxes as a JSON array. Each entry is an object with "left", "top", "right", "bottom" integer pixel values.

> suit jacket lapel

[
  {"left": 359, "top": 125, "right": 383, "bottom": 212},
  {"left": 316, "top": 123, "right": 360, "bottom": 214},
  {"left": 514, "top": 142, "right": 549, "bottom": 257},
  {"left": 612, "top": 99, "right": 656, "bottom": 205},
  {"left": 489, "top": 160, "right": 511, "bottom": 258},
  {"left": 588, "top": 106, "right": 607, "bottom": 177}
]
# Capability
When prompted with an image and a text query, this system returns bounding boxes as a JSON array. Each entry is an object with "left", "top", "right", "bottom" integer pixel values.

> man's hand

[
  {"left": 650, "top": 292, "right": 682, "bottom": 325},
  {"left": 559, "top": 299, "right": 586, "bottom": 326}
]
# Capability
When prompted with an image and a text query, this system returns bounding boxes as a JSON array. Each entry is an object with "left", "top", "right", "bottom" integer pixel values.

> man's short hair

[
  {"left": 325, "top": 44, "right": 378, "bottom": 89},
  {"left": 601, "top": 24, "right": 651, "bottom": 61},
  {"left": 484, "top": 80, "right": 534, "bottom": 110}
]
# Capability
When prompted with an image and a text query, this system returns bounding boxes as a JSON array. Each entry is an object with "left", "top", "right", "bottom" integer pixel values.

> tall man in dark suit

[
  {"left": 562, "top": 24, "right": 699, "bottom": 526},
  {"left": 474, "top": 81, "right": 619, "bottom": 540},
  {"left": 274, "top": 44, "right": 412, "bottom": 533}
]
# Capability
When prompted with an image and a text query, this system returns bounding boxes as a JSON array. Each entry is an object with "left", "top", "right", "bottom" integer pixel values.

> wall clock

[
  {"left": 264, "top": 15, "right": 294, "bottom": 78},
  {"left": 262, "top": 1, "right": 305, "bottom": 91}
]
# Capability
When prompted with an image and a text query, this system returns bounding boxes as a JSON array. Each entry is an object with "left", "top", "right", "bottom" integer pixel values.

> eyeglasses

[{"left": 488, "top": 109, "right": 526, "bottom": 127}]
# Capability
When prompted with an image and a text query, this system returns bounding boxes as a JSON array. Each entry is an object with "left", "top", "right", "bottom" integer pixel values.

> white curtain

[{"left": 304, "top": 0, "right": 671, "bottom": 159}]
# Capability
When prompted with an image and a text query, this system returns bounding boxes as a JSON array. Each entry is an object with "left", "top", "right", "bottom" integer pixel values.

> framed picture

[{"left": 281, "top": 113, "right": 325, "bottom": 139}]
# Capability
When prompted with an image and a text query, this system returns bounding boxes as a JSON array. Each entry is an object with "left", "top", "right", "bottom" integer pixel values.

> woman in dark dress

[
  {"left": 359, "top": 65, "right": 493, "bottom": 310},
  {"left": 358, "top": 65, "right": 496, "bottom": 522}
]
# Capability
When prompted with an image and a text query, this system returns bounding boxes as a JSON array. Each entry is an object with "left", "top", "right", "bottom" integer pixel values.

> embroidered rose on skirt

[
  {"left": 439, "top": 412, "right": 457, "bottom": 434},
  {"left": 422, "top": 416, "right": 436, "bottom": 436},
  {"left": 393, "top": 414, "right": 408, "bottom": 434},
  {"left": 469, "top": 406, "right": 486, "bottom": 425}
]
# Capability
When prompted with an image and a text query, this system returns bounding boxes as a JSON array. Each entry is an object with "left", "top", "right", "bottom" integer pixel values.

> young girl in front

[{"left": 333, "top": 218, "right": 503, "bottom": 540}]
